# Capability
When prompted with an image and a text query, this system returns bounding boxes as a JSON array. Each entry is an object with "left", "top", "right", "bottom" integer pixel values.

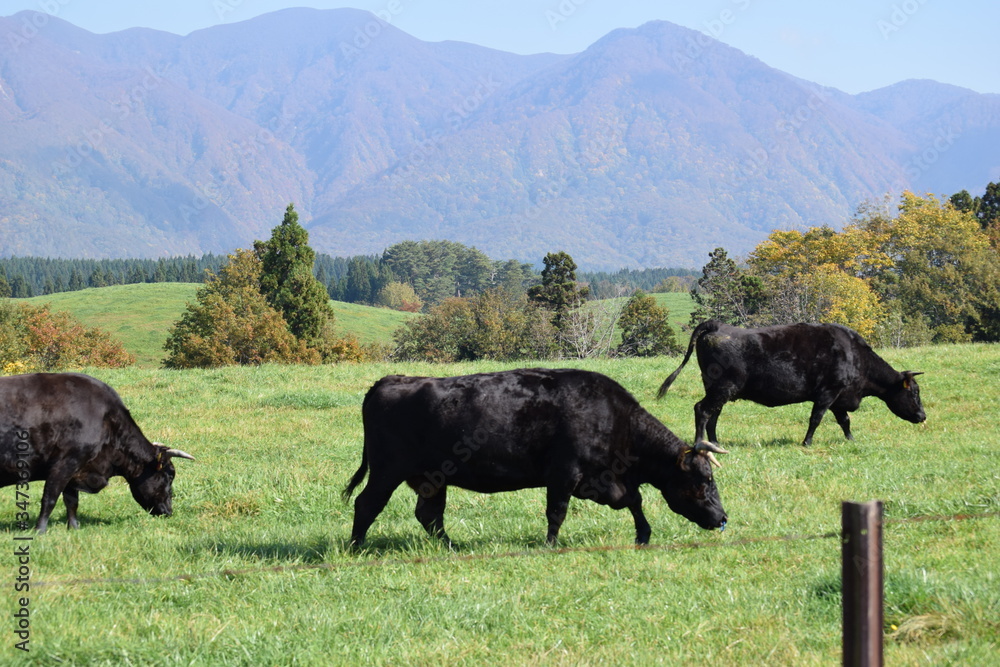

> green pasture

[
  {"left": 25, "top": 285, "right": 418, "bottom": 367},
  {"left": 1, "top": 345, "right": 997, "bottom": 664}
]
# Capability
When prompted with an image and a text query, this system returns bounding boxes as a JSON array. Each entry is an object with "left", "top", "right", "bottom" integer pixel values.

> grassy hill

[
  {"left": 24, "top": 285, "right": 694, "bottom": 367},
  {"left": 25, "top": 284, "right": 418, "bottom": 367},
  {"left": 2, "top": 346, "right": 996, "bottom": 664}
]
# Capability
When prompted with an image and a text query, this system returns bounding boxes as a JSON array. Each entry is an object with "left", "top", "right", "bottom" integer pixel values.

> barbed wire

[{"left": 31, "top": 510, "right": 998, "bottom": 590}]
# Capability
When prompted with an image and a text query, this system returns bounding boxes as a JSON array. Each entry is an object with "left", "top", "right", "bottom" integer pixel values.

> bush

[
  {"left": 393, "top": 289, "right": 556, "bottom": 362},
  {"left": 0, "top": 300, "right": 135, "bottom": 373}
]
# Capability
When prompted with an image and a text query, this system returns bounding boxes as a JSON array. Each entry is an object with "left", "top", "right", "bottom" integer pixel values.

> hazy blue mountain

[{"left": 1, "top": 9, "right": 996, "bottom": 268}]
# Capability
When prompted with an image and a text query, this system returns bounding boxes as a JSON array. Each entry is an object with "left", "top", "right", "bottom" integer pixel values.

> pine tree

[
  {"left": 254, "top": 204, "right": 334, "bottom": 341},
  {"left": 527, "top": 251, "right": 589, "bottom": 331}
]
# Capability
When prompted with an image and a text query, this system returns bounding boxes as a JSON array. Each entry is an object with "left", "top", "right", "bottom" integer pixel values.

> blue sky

[{"left": 5, "top": 1, "right": 998, "bottom": 94}]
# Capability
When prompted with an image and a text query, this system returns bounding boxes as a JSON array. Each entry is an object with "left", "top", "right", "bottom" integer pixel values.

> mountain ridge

[{"left": 2, "top": 8, "right": 997, "bottom": 269}]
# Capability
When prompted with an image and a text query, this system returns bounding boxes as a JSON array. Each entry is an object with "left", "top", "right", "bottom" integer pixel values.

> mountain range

[{"left": 1, "top": 8, "right": 997, "bottom": 269}]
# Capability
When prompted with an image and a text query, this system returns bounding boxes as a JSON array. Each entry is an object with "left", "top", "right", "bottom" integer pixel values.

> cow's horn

[
  {"left": 694, "top": 441, "right": 728, "bottom": 469},
  {"left": 694, "top": 441, "right": 729, "bottom": 455},
  {"left": 163, "top": 448, "right": 196, "bottom": 462}
]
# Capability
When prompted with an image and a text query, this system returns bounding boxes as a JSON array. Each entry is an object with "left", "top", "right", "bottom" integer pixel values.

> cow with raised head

[
  {"left": 343, "top": 368, "right": 729, "bottom": 548},
  {"left": 657, "top": 320, "right": 926, "bottom": 446},
  {"left": 1, "top": 373, "right": 195, "bottom": 533}
]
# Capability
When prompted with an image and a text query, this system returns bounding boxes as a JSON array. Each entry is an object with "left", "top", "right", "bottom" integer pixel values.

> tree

[
  {"left": 527, "top": 251, "right": 589, "bottom": 332},
  {"left": 689, "top": 248, "right": 764, "bottom": 326},
  {"left": 254, "top": 204, "right": 334, "bottom": 341},
  {"left": 617, "top": 291, "right": 680, "bottom": 357},
  {"left": 163, "top": 249, "right": 318, "bottom": 368},
  {"left": 853, "top": 191, "right": 1000, "bottom": 342},
  {"left": 376, "top": 281, "right": 423, "bottom": 312}
]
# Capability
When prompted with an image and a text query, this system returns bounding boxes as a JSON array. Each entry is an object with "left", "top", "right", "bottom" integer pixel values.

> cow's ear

[
  {"left": 902, "top": 371, "right": 924, "bottom": 390},
  {"left": 677, "top": 447, "right": 693, "bottom": 471}
]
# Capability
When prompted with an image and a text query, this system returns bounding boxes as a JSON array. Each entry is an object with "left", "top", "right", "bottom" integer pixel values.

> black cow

[
  {"left": 343, "top": 368, "right": 728, "bottom": 547},
  {"left": 657, "top": 320, "right": 926, "bottom": 446},
  {"left": 0, "top": 373, "right": 195, "bottom": 533}
]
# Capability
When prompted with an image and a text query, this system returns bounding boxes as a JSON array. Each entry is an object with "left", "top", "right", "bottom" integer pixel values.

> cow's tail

[
  {"left": 341, "top": 450, "right": 368, "bottom": 504},
  {"left": 342, "top": 382, "right": 381, "bottom": 503},
  {"left": 657, "top": 320, "right": 720, "bottom": 399}
]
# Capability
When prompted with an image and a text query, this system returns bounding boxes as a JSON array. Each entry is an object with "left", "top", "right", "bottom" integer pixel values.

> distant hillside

[
  {"left": 2, "top": 9, "right": 998, "bottom": 269},
  {"left": 24, "top": 283, "right": 416, "bottom": 367}
]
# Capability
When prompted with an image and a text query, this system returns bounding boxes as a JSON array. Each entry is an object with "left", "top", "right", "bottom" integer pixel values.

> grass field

[
  {"left": 25, "top": 285, "right": 418, "bottom": 367},
  {"left": 1, "top": 345, "right": 997, "bottom": 664}
]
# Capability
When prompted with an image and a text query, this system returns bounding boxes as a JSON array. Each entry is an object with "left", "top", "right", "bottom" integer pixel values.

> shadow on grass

[
  {"left": 187, "top": 537, "right": 332, "bottom": 563},
  {"left": 0, "top": 513, "right": 115, "bottom": 533},
  {"left": 337, "top": 530, "right": 563, "bottom": 558}
]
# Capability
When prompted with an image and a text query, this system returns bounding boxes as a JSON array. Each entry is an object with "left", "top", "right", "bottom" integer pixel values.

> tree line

[
  {"left": 0, "top": 244, "right": 694, "bottom": 306},
  {"left": 690, "top": 184, "right": 1000, "bottom": 346}
]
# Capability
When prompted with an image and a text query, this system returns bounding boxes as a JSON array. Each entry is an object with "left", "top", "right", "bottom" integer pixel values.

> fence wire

[{"left": 30, "top": 511, "right": 998, "bottom": 590}]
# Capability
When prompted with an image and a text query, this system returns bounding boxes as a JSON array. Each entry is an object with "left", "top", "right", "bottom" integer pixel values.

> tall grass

[{"left": 1, "top": 346, "right": 997, "bottom": 665}]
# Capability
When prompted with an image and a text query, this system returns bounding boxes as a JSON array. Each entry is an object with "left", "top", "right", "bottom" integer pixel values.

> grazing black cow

[
  {"left": 657, "top": 320, "right": 926, "bottom": 446},
  {"left": 0, "top": 373, "right": 195, "bottom": 533},
  {"left": 343, "top": 368, "right": 729, "bottom": 547}
]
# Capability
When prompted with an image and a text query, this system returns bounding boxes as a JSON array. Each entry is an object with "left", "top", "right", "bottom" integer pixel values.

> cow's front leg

[
  {"left": 832, "top": 408, "right": 853, "bottom": 441},
  {"left": 62, "top": 487, "right": 80, "bottom": 530},
  {"left": 627, "top": 494, "right": 651, "bottom": 545},
  {"left": 414, "top": 486, "right": 451, "bottom": 547},
  {"left": 803, "top": 403, "right": 831, "bottom": 446}
]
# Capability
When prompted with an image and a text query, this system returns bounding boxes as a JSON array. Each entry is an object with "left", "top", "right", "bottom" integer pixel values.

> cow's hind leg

[
  {"left": 411, "top": 484, "right": 451, "bottom": 547},
  {"left": 544, "top": 476, "right": 580, "bottom": 546},
  {"left": 349, "top": 479, "right": 399, "bottom": 548},
  {"left": 62, "top": 487, "right": 80, "bottom": 530},
  {"left": 695, "top": 395, "right": 727, "bottom": 444},
  {"left": 705, "top": 404, "right": 725, "bottom": 445},
  {"left": 832, "top": 408, "right": 854, "bottom": 441},
  {"left": 35, "top": 459, "right": 82, "bottom": 534}
]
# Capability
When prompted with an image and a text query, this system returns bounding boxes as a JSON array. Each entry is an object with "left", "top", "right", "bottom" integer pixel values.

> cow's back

[
  {"left": 697, "top": 323, "right": 863, "bottom": 405},
  {"left": 362, "top": 369, "right": 636, "bottom": 492},
  {"left": 0, "top": 373, "right": 128, "bottom": 483}
]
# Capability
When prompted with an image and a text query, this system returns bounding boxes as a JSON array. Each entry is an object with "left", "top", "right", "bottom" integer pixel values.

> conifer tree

[{"left": 254, "top": 204, "right": 334, "bottom": 341}]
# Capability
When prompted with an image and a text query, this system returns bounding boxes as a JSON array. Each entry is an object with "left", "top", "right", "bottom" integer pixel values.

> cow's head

[
  {"left": 661, "top": 441, "right": 728, "bottom": 530},
  {"left": 884, "top": 371, "right": 926, "bottom": 424},
  {"left": 128, "top": 444, "right": 195, "bottom": 516}
]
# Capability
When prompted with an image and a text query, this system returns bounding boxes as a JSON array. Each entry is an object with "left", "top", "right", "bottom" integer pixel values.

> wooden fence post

[{"left": 842, "top": 500, "right": 884, "bottom": 667}]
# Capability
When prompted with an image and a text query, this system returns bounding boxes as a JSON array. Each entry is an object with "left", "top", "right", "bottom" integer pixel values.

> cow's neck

[
  {"left": 862, "top": 351, "right": 902, "bottom": 398},
  {"left": 631, "top": 408, "right": 688, "bottom": 484},
  {"left": 111, "top": 435, "right": 157, "bottom": 480}
]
